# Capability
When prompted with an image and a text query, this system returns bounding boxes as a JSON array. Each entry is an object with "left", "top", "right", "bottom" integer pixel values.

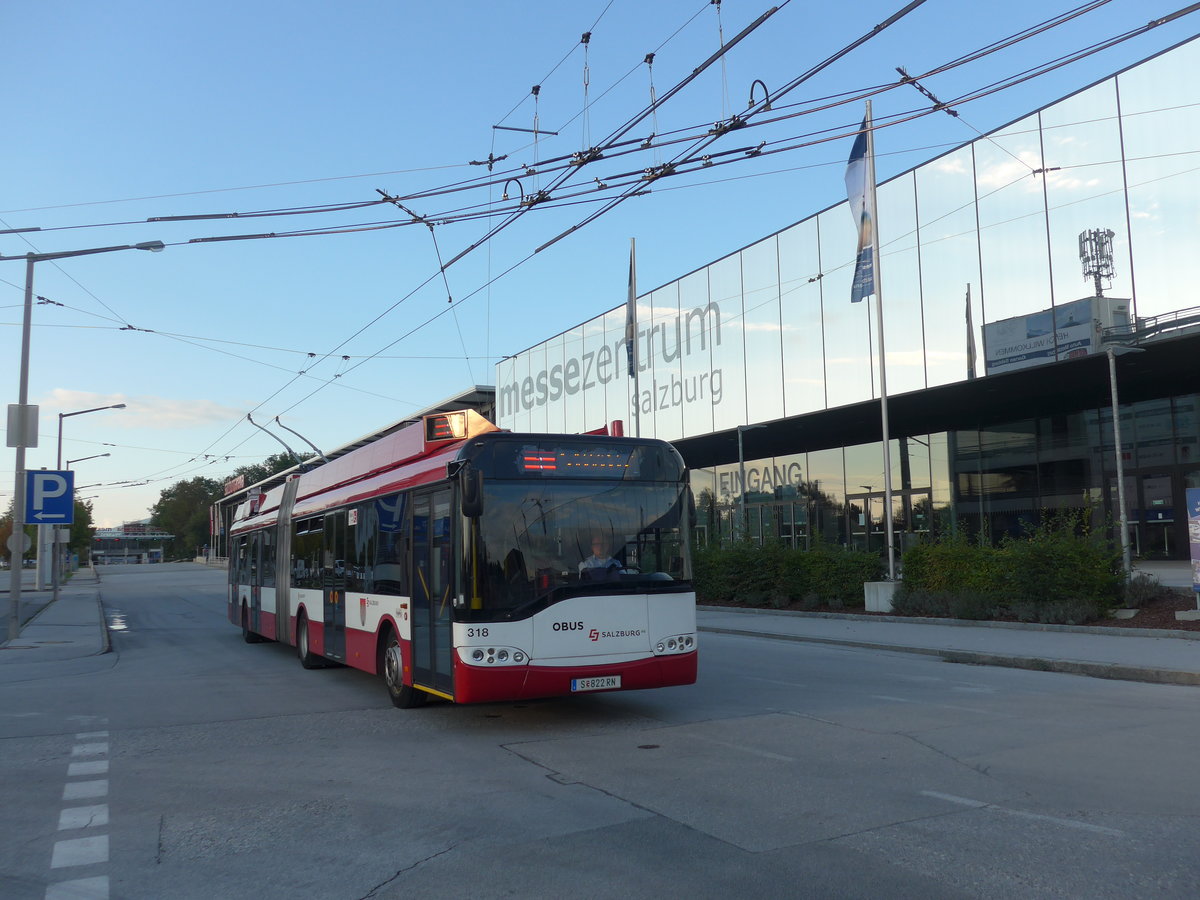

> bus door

[
  {"left": 248, "top": 532, "right": 262, "bottom": 632},
  {"left": 412, "top": 488, "right": 454, "bottom": 696},
  {"left": 322, "top": 511, "right": 348, "bottom": 661}
]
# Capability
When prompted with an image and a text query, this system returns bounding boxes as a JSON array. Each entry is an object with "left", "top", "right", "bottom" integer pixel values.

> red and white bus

[{"left": 228, "top": 410, "right": 697, "bottom": 707}]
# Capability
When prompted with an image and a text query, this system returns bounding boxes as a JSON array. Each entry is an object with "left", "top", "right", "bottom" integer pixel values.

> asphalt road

[{"left": 1, "top": 563, "right": 1198, "bottom": 899}]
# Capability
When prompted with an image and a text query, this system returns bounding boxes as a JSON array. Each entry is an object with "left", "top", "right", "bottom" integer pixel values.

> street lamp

[
  {"left": 52, "top": 407, "right": 125, "bottom": 598},
  {"left": 66, "top": 453, "right": 111, "bottom": 469},
  {"left": 737, "top": 424, "right": 767, "bottom": 540},
  {"left": 58, "top": 405, "right": 126, "bottom": 469},
  {"left": 1108, "top": 344, "right": 1145, "bottom": 583},
  {"left": 4, "top": 241, "right": 163, "bottom": 640},
  {"left": 53, "top": 453, "right": 110, "bottom": 595}
]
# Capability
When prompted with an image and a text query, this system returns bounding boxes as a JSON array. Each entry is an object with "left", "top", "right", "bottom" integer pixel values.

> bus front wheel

[
  {"left": 296, "top": 613, "right": 323, "bottom": 669},
  {"left": 241, "top": 605, "right": 264, "bottom": 644},
  {"left": 380, "top": 629, "right": 425, "bottom": 709}
]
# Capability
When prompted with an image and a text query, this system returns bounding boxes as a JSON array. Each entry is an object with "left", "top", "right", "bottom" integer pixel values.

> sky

[{"left": 2, "top": 0, "right": 1196, "bottom": 528}]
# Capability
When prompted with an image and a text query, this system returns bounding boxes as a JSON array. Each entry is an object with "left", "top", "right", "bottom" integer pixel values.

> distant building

[{"left": 93, "top": 520, "right": 173, "bottom": 565}]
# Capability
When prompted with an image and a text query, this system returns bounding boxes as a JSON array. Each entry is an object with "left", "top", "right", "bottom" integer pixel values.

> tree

[
  {"left": 148, "top": 452, "right": 297, "bottom": 559},
  {"left": 68, "top": 499, "right": 95, "bottom": 563},
  {"left": 150, "top": 477, "right": 222, "bottom": 559},
  {"left": 232, "top": 451, "right": 299, "bottom": 488}
]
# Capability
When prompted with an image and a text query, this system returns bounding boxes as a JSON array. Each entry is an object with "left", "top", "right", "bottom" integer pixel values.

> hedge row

[
  {"left": 693, "top": 512, "right": 1125, "bottom": 625},
  {"left": 693, "top": 542, "right": 884, "bottom": 609},
  {"left": 896, "top": 514, "right": 1124, "bottom": 624}
]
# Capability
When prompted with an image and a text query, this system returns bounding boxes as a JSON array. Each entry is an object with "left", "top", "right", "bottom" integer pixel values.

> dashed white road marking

[
  {"left": 921, "top": 790, "right": 1125, "bottom": 836},
  {"left": 50, "top": 835, "right": 109, "bottom": 868},
  {"left": 58, "top": 805, "right": 109, "bottom": 831},
  {"left": 872, "top": 694, "right": 989, "bottom": 714},
  {"left": 67, "top": 760, "right": 108, "bottom": 777},
  {"left": 45, "top": 875, "right": 109, "bottom": 899},
  {"left": 62, "top": 780, "right": 108, "bottom": 801},
  {"left": 47, "top": 727, "right": 111, "bottom": 899},
  {"left": 70, "top": 743, "right": 108, "bottom": 757}
]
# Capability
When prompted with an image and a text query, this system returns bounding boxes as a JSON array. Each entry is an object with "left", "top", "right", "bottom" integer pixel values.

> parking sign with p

[{"left": 25, "top": 470, "right": 75, "bottom": 524}]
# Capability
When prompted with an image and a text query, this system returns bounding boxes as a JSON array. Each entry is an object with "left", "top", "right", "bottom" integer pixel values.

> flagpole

[
  {"left": 626, "top": 237, "right": 641, "bottom": 438},
  {"left": 864, "top": 101, "right": 896, "bottom": 581},
  {"left": 966, "top": 283, "right": 977, "bottom": 381}
]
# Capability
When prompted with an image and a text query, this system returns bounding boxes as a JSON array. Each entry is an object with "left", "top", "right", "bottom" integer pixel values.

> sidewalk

[
  {"left": 698, "top": 606, "right": 1200, "bottom": 687},
  {"left": 0, "top": 567, "right": 107, "bottom": 664}
]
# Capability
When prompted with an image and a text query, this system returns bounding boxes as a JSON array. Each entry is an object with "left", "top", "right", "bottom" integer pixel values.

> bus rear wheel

[
  {"left": 380, "top": 628, "right": 425, "bottom": 709},
  {"left": 296, "top": 613, "right": 323, "bottom": 669}
]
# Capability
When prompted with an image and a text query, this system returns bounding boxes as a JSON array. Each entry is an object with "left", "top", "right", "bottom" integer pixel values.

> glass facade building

[{"left": 496, "top": 38, "right": 1200, "bottom": 560}]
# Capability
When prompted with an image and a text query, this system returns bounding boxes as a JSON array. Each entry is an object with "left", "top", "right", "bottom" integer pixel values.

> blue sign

[
  {"left": 1188, "top": 488, "right": 1200, "bottom": 594},
  {"left": 24, "top": 470, "right": 75, "bottom": 524}
]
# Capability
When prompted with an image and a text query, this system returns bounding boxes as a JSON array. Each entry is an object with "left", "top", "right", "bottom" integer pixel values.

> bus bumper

[{"left": 452, "top": 651, "right": 697, "bottom": 704}]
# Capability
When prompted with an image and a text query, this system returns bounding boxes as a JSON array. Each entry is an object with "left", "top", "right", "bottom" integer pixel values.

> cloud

[
  {"left": 934, "top": 157, "right": 969, "bottom": 176},
  {"left": 41, "top": 388, "right": 242, "bottom": 429}
]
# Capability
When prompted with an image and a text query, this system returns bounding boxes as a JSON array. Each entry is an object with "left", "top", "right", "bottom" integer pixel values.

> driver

[{"left": 579, "top": 535, "right": 621, "bottom": 579}]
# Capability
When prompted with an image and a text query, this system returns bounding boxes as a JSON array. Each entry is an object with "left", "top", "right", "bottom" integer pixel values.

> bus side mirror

[{"left": 461, "top": 465, "right": 484, "bottom": 518}]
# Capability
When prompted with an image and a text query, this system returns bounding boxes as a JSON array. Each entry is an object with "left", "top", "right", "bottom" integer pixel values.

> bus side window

[
  {"left": 374, "top": 492, "right": 409, "bottom": 597},
  {"left": 262, "top": 528, "right": 276, "bottom": 588},
  {"left": 249, "top": 533, "right": 260, "bottom": 586}
]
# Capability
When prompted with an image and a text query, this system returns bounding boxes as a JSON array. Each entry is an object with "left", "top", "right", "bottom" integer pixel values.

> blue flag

[{"left": 845, "top": 112, "right": 876, "bottom": 303}]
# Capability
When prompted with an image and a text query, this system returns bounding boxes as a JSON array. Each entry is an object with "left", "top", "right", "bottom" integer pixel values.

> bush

[
  {"left": 1122, "top": 572, "right": 1174, "bottom": 608},
  {"left": 901, "top": 535, "right": 1003, "bottom": 595},
  {"left": 999, "top": 511, "right": 1122, "bottom": 615},
  {"left": 899, "top": 510, "right": 1123, "bottom": 623},
  {"left": 692, "top": 541, "right": 882, "bottom": 607},
  {"left": 696, "top": 513, "right": 1122, "bottom": 626},
  {"left": 1005, "top": 598, "right": 1106, "bottom": 625},
  {"left": 891, "top": 589, "right": 952, "bottom": 618}
]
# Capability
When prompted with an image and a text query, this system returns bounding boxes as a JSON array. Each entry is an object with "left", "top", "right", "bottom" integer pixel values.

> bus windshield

[{"left": 470, "top": 477, "right": 690, "bottom": 618}]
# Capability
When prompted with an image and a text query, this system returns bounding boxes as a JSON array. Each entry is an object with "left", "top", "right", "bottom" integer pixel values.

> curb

[
  {"left": 97, "top": 595, "right": 110, "bottom": 655},
  {"left": 697, "top": 605, "right": 1200, "bottom": 641},
  {"left": 698, "top": 625, "right": 1200, "bottom": 688}
]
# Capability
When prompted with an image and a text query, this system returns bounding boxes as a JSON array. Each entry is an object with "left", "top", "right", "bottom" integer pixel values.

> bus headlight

[
  {"left": 653, "top": 634, "right": 695, "bottom": 655},
  {"left": 461, "top": 646, "right": 528, "bottom": 667}
]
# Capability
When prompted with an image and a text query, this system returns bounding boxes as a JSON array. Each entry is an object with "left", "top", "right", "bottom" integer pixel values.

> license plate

[{"left": 571, "top": 675, "right": 621, "bottom": 692}]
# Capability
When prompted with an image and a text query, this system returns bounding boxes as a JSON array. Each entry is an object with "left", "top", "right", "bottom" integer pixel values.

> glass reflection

[
  {"left": 680, "top": 269, "right": 715, "bottom": 438},
  {"left": 914, "top": 144, "right": 982, "bottom": 387},
  {"left": 740, "top": 237, "right": 785, "bottom": 423},
  {"left": 820, "top": 206, "right": 874, "bottom": 408},
  {"left": 778, "top": 218, "right": 826, "bottom": 415},
  {"left": 975, "top": 115, "right": 1051, "bottom": 328},
  {"left": 876, "top": 173, "right": 926, "bottom": 395},
  {"left": 707, "top": 255, "right": 745, "bottom": 430}
]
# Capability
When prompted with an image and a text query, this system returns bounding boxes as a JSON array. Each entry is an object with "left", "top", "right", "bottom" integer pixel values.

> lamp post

[
  {"left": 5, "top": 241, "right": 163, "bottom": 640},
  {"left": 1107, "top": 345, "right": 1145, "bottom": 583},
  {"left": 736, "top": 424, "right": 766, "bottom": 541},
  {"left": 53, "top": 408, "right": 124, "bottom": 600},
  {"left": 67, "top": 453, "right": 112, "bottom": 469},
  {"left": 58, "top": 406, "right": 125, "bottom": 469}
]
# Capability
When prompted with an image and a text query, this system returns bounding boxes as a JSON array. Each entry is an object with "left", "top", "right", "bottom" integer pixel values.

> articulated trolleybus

[{"left": 228, "top": 410, "right": 697, "bottom": 707}]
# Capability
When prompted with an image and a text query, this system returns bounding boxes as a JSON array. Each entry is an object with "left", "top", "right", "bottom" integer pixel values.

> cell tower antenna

[{"left": 1079, "top": 228, "right": 1116, "bottom": 297}]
